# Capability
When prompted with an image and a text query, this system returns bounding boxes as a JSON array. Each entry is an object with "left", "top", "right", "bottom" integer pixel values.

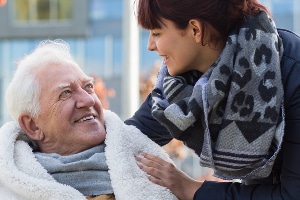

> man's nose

[{"left": 75, "top": 88, "right": 95, "bottom": 108}]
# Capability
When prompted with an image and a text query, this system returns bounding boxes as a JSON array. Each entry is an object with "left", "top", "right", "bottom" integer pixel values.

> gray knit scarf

[
  {"left": 151, "top": 12, "right": 285, "bottom": 180},
  {"left": 34, "top": 144, "right": 113, "bottom": 196}
]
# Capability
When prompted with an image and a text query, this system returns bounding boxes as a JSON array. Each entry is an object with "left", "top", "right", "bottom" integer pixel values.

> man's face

[{"left": 34, "top": 62, "right": 106, "bottom": 155}]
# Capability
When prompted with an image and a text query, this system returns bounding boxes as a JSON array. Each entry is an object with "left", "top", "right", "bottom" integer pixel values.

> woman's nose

[
  {"left": 147, "top": 35, "right": 156, "bottom": 51},
  {"left": 75, "top": 88, "right": 95, "bottom": 108}
]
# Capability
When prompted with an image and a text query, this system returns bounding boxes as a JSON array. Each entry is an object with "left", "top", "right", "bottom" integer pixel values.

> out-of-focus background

[{"left": 0, "top": 0, "right": 299, "bottom": 181}]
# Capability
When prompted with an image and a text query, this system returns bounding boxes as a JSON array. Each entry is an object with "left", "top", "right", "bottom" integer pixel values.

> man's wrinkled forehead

[{"left": 36, "top": 62, "right": 93, "bottom": 92}]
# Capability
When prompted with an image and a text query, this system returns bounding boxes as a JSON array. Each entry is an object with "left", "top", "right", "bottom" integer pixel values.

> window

[
  {"left": 13, "top": 0, "right": 72, "bottom": 23},
  {"left": 0, "top": 0, "right": 87, "bottom": 38},
  {"left": 89, "top": 0, "right": 122, "bottom": 20}
]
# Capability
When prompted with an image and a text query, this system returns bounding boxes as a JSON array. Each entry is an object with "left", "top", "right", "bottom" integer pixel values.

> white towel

[
  {"left": 0, "top": 110, "right": 178, "bottom": 200},
  {"left": 104, "top": 110, "right": 178, "bottom": 200}
]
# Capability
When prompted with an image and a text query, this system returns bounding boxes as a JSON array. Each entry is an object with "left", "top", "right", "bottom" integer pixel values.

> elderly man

[{"left": 0, "top": 40, "right": 177, "bottom": 200}]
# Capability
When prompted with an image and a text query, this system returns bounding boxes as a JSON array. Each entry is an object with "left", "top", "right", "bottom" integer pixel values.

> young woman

[{"left": 126, "top": 0, "right": 300, "bottom": 199}]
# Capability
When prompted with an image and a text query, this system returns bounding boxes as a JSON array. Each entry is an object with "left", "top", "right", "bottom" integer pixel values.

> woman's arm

[
  {"left": 138, "top": 118, "right": 300, "bottom": 200},
  {"left": 125, "top": 94, "right": 173, "bottom": 146}
]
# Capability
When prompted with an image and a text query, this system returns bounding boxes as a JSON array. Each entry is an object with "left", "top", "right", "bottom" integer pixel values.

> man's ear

[
  {"left": 189, "top": 19, "right": 202, "bottom": 43},
  {"left": 18, "top": 114, "right": 44, "bottom": 141}
]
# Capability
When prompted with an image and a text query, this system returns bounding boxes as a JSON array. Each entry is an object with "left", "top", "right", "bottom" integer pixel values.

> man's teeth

[{"left": 77, "top": 116, "right": 94, "bottom": 122}]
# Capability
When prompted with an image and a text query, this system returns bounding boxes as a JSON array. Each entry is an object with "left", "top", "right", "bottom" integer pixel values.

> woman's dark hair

[{"left": 136, "top": 0, "right": 270, "bottom": 43}]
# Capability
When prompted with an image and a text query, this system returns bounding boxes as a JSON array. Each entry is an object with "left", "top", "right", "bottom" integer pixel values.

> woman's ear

[
  {"left": 18, "top": 114, "right": 44, "bottom": 141},
  {"left": 189, "top": 19, "right": 202, "bottom": 43}
]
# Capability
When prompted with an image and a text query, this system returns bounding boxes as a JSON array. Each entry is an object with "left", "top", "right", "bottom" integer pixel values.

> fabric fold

[{"left": 104, "top": 109, "right": 178, "bottom": 200}]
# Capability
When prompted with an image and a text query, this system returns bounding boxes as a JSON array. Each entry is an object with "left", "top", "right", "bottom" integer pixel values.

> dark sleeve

[
  {"left": 124, "top": 94, "right": 173, "bottom": 146},
  {"left": 193, "top": 29, "right": 300, "bottom": 200}
]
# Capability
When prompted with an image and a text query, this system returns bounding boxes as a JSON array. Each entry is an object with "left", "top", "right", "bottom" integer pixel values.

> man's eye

[
  {"left": 60, "top": 90, "right": 71, "bottom": 98},
  {"left": 85, "top": 83, "right": 94, "bottom": 92}
]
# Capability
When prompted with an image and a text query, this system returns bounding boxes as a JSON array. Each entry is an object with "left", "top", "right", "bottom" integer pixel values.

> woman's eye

[{"left": 152, "top": 32, "right": 160, "bottom": 37}]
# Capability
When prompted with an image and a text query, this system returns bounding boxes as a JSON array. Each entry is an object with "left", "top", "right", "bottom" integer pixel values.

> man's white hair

[{"left": 5, "top": 39, "right": 76, "bottom": 120}]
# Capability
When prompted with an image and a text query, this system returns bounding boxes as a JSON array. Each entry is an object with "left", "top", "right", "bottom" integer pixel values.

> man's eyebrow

[
  {"left": 55, "top": 77, "right": 94, "bottom": 91},
  {"left": 56, "top": 83, "right": 70, "bottom": 90},
  {"left": 85, "top": 76, "right": 95, "bottom": 83}
]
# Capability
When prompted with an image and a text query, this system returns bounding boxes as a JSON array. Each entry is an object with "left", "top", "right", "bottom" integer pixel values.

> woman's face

[
  {"left": 34, "top": 62, "right": 106, "bottom": 155},
  {"left": 147, "top": 18, "right": 206, "bottom": 76}
]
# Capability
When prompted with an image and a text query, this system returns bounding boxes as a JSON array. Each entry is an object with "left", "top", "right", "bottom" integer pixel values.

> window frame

[{"left": 0, "top": 0, "right": 87, "bottom": 39}]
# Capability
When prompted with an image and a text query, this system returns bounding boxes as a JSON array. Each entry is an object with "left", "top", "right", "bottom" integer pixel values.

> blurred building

[{"left": 0, "top": 0, "right": 299, "bottom": 127}]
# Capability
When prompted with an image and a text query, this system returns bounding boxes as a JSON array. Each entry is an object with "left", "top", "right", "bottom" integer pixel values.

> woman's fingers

[
  {"left": 136, "top": 153, "right": 165, "bottom": 181},
  {"left": 136, "top": 152, "right": 203, "bottom": 200}
]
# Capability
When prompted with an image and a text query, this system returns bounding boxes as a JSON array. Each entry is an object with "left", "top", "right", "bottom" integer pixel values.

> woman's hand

[{"left": 136, "top": 152, "right": 203, "bottom": 200}]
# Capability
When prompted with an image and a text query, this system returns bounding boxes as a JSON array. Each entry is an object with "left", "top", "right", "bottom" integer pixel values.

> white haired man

[{"left": 0, "top": 40, "right": 177, "bottom": 200}]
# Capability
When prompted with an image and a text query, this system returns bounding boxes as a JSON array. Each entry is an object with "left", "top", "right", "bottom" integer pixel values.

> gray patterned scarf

[
  {"left": 151, "top": 12, "right": 285, "bottom": 180},
  {"left": 35, "top": 144, "right": 113, "bottom": 196}
]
